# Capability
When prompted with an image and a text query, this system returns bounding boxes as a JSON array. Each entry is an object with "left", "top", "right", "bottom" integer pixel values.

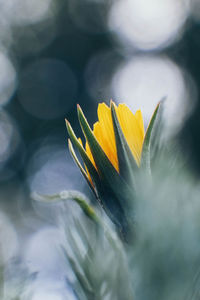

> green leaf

[
  {"left": 68, "top": 139, "right": 97, "bottom": 197},
  {"left": 61, "top": 190, "right": 100, "bottom": 223},
  {"left": 66, "top": 119, "right": 101, "bottom": 195},
  {"left": 149, "top": 100, "right": 165, "bottom": 161},
  {"left": 32, "top": 189, "right": 100, "bottom": 223},
  {"left": 141, "top": 101, "right": 161, "bottom": 172},
  {"left": 110, "top": 101, "right": 138, "bottom": 186},
  {"left": 66, "top": 254, "right": 94, "bottom": 297}
]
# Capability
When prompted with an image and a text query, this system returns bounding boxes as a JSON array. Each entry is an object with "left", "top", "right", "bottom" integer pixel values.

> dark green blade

[
  {"left": 149, "top": 100, "right": 165, "bottom": 162},
  {"left": 68, "top": 139, "right": 97, "bottom": 197},
  {"left": 66, "top": 119, "right": 101, "bottom": 194},
  {"left": 141, "top": 102, "right": 161, "bottom": 172},
  {"left": 111, "top": 101, "right": 138, "bottom": 185}
]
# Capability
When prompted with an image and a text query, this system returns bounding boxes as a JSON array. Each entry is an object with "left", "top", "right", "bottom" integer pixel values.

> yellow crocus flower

[
  {"left": 83, "top": 102, "right": 145, "bottom": 174},
  {"left": 66, "top": 100, "right": 160, "bottom": 237}
]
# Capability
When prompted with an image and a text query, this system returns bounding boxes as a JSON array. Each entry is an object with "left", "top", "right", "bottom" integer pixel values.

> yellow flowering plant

[
  {"left": 66, "top": 101, "right": 161, "bottom": 239},
  {"left": 31, "top": 100, "right": 200, "bottom": 300}
]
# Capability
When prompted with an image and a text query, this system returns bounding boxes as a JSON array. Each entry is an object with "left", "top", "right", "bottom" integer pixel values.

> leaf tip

[
  {"left": 110, "top": 99, "right": 114, "bottom": 106},
  {"left": 77, "top": 103, "right": 84, "bottom": 119},
  {"left": 77, "top": 104, "right": 83, "bottom": 115},
  {"left": 65, "top": 119, "right": 72, "bottom": 135}
]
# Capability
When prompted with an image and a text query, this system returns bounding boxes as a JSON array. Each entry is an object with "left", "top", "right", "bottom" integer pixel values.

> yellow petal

[
  {"left": 94, "top": 103, "right": 119, "bottom": 171},
  {"left": 84, "top": 103, "right": 119, "bottom": 172},
  {"left": 84, "top": 102, "right": 145, "bottom": 174},
  {"left": 115, "top": 104, "right": 145, "bottom": 165},
  {"left": 85, "top": 140, "right": 96, "bottom": 169}
]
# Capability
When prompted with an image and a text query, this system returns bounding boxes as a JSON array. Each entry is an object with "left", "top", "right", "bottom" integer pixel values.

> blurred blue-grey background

[{"left": 1, "top": 0, "right": 200, "bottom": 299}]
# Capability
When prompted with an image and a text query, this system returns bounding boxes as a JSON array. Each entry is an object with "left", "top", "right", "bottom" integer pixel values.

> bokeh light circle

[
  {"left": 28, "top": 142, "right": 85, "bottom": 195},
  {"left": 24, "top": 227, "right": 76, "bottom": 300},
  {"left": 11, "top": 0, "right": 53, "bottom": 26},
  {"left": 24, "top": 227, "right": 64, "bottom": 274},
  {"left": 0, "top": 110, "right": 21, "bottom": 166},
  {"left": 0, "top": 212, "right": 18, "bottom": 265},
  {"left": 112, "top": 55, "right": 194, "bottom": 136},
  {"left": 109, "top": 0, "right": 190, "bottom": 51},
  {"left": 32, "top": 293, "right": 63, "bottom": 300},
  {"left": 190, "top": 0, "right": 200, "bottom": 22},
  {"left": 0, "top": 52, "right": 16, "bottom": 106}
]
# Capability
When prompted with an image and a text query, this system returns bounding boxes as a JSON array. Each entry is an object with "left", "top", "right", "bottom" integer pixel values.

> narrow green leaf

[
  {"left": 32, "top": 189, "right": 100, "bottom": 224},
  {"left": 141, "top": 102, "right": 160, "bottom": 171},
  {"left": 149, "top": 100, "right": 165, "bottom": 161},
  {"left": 67, "top": 255, "right": 94, "bottom": 297},
  {"left": 111, "top": 101, "right": 138, "bottom": 185},
  {"left": 68, "top": 139, "right": 97, "bottom": 197},
  {"left": 61, "top": 191, "right": 100, "bottom": 223},
  {"left": 66, "top": 120, "right": 101, "bottom": 194}
]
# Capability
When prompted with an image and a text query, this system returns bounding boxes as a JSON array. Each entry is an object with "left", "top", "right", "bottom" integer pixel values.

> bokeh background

[{"left": 1, "top": 0, "right": 200, "bottom": 299}]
